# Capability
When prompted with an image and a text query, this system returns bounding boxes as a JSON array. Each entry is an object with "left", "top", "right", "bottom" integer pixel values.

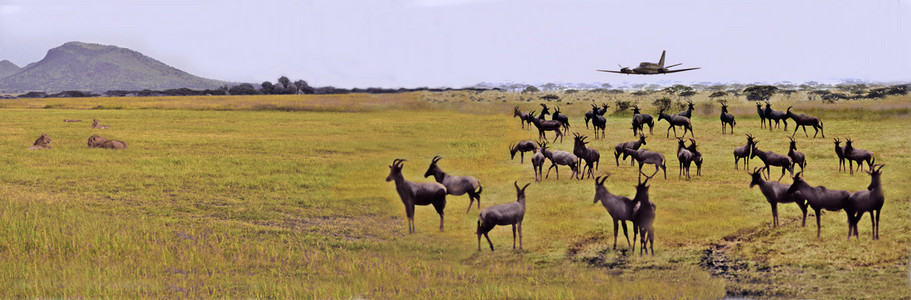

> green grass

[{"left": 0, "top": 93, "right": 908, "bottom": 298}]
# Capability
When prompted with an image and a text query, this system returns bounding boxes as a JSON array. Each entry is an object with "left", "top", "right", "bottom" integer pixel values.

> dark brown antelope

[
  {"left": 834, "top": 138, "right": 847, "bottom": 173},
  {"left": 424, "top": 156, "right": 483, "bottom": 213},
  {"left": 844, "top": 138, "right": 875, "bottom": 175},
  {"left": 787, "top": 136, "right": 807, "bottom": 172},
  {"left": 585, "top": 103, "right": 608, "bottom": 129},
  {"left": 477, "top": 181, "right": 529, "bottom": 251},
  {"left": 657, "top": 109, "right": 694, "bottom": 138},
  {"left": 749, "top": 167, "right": 807, "bottom": 227},
  {"left": 593, "top": 174, "right": 636, "bottom": 250},
  {"left": 531, "top": 142, "right": 547, "bottom": 182},
  {"left": 750, "top": 144, "right": 793, "bottom": 181},
  {"left": 632, "top": 173, "right": 657, "bottom": 256},
  {"left": 756, "top": 102, "right": 767, "bottom": 129},
  {"left": 625, "top": 148, "right": 667, "bottom": 180},
  {"left": 848, "top": 164, "right": 885, "bottom": 240},
  {"left": 615, "top": 134, "right": 647, "bottom": 166},
  {"left": 786, "top": 172, "right": 853, "bottom": 238},
  {"left": 764, "top": 102, "right": 788, "bottom": 131},
  {"left": 572, "top": 133, "right": 600, "bottom": 180},
  {"left": 386, "top": 159, "right": 448, "bottom": 233},
  {"left": 785, "top": 106, "right": 824, "bottom": 138},
  {"left": 719, "top": 102, "right": 736, "bottom": 134},
  {"left": 676, "top": 138, "right": 696, "bottom": 179},
  {"left": 733, "top": 134, "right": 756, "bottom": 170},
  {"left": 632, "top": 105, "right": 655, "bottom": 136},
  {"left": 509, "top": 141, "right": 538, "bottom": 163}
]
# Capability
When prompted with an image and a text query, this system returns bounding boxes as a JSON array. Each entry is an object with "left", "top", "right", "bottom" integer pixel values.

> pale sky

[{"left": 1, "top": 0, "right": 908, "bottom": 88}]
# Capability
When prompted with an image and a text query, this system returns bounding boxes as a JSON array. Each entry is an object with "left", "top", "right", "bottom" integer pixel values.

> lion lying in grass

[{"left": 87, "top": 134, "right": 127, "bottom": 149}]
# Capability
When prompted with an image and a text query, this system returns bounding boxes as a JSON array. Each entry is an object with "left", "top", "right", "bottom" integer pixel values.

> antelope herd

[{"left": 387, "top": 101, "right": 884, "bottom": 256}]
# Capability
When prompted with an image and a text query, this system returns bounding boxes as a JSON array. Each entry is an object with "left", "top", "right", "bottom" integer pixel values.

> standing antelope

[
  {"left": 477, "top": 182, "right": 529, "bottom": 251},
  {"left": 844, "top": 138, "right": 874, "bottom": 175},
  {"left": 513, "top": 106, "right": 530, "bottom": 129},
  {"left": 719, "top": 102, "right": 736, "bottom": 134},
  {"left": 785, "top": 106, "right": 824, "bottom": 138},
  {"left": 424, "top": 156, "right": 483, "bottom": 213},
  {"left": 543, "top": 147, "right": 580, "bottom": 180},
  {"left": 531, "top": 142, "right": 547, "bottom": 182},
  {"left": 733, "top": 134, "right": 756, "bottom": 170},
  {"left": 787, "top": 137, "right": 807, "bottom": 172},
  {"left": 585, "top": 103, "right": 609, "bottom": 129},
  {"left": 751, "top": 144, "right": 794, "bottom": 181},
  {"left": 552, "top": 106, "right": 570, "bottom": 134},
  {"left": 657, "top": 109, "right": 694, "bottom": 138},
  {"left": 676, "top": 138, "right": 696, "bottom": 179},
  {"left": 632, "top": 105, "right": 655, "bottom": 136},
  {"left": 615, "top": 134, "right": 647, "bottom": 166},
  {"left": 530, "top": 113, "right": 565, "bottom": 143},
  {"left": 848, "top": 164, "right": 885, "bottom": 240},
  {"left": 632, "top": 173, "right": 657, "bottom": 256},
  {"left": 834, "top": 138, "right": 847, "bottom": 173},
  {"left": 572, "top": 133, "right": 600, "bottom": 180},
  {"left": 764, "top": 102, "right": 789, "bottom": 131},
  {"left": 677, "top": 100, "right": 694, "bottom": 119},
  {"left": 386, "top": 159, "right": 448, "bottom": 233},
  {"left": 756, "top": 102, "right": 767, "bottom": 129},
  {"left": 625, "top": 148, "right": 667, "bottom": 180},
  {"left": 787, "top": 172, "right": 852, "bottom": 238},
  {"left": 593, "top": 174, "right": 636, "bottom": 250},
  {"left": 749, "top": 167, "right": 807, "bottom": 227}
]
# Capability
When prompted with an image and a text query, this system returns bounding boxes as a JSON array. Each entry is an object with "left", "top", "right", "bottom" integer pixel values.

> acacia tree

[{"left": 743, "top": 85, "right": 778, "bottom": 101}]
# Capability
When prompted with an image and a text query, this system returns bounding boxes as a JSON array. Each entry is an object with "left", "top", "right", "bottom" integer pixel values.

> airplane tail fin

[{"left": 658, "top": 50, "right": 666, "bottom": 68}]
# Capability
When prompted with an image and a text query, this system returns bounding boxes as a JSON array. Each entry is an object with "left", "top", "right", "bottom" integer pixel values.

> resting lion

[
  {"left": 28, "top": 134, "right": 52, "bottom": 150},
  {"left": 91, "top": 119, "right": 111, "bottom": 129},
  {"left": 87, "top": 134, "right": 127, "bottom": 149}
]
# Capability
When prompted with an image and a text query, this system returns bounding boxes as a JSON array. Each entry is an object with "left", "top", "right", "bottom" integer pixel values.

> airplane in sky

[{"left": 597, "top": 50, "right": 700, "bottom": 75}]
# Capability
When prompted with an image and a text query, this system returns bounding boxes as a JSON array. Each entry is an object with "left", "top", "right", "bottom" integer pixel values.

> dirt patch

[
  {"left": 566, "top": 234, "right": 634, "bottom": 273},
  {"left": 699, "top": 221, "right": 798, "bottom": 298}
]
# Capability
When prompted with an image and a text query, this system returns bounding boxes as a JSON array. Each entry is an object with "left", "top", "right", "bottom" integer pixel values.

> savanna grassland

[{"left": 0, "top": 92, "right": 909, "bottom": 298}]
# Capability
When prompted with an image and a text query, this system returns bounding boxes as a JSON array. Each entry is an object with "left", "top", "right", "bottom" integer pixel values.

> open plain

[{"left": 0, "top": 92, "right": 909, "bottom": 298}]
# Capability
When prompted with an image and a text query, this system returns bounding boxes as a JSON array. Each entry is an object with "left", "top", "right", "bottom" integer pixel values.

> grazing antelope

[{"left": 509, "top": 141, "right": 538, "bottom": 163}]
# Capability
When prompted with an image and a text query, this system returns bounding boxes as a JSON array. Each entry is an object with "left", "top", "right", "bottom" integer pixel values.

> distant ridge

[
  {"left": 0, "top": 42, "right": 227, "bottom": 92},
  {"left": 0, "top": 60, "right": 21, "bottom": 79}
]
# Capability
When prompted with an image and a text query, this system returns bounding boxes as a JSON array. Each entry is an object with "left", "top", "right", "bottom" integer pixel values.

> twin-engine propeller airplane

[{"left": 597, "top": 50, "right": 700, "bottom": 75}]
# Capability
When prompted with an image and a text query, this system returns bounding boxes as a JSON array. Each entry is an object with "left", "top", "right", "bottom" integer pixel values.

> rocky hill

[{"left": 0, "top": 42, "right": 227, "bottom": 92}]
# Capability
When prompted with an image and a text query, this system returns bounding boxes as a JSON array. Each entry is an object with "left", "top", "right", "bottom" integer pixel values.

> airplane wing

[
  {"left": 596, "top": 69, "right": 629, "bottom": 74},
  {"left": 662, "top": 67, "right": 700, "bottom": 73}
]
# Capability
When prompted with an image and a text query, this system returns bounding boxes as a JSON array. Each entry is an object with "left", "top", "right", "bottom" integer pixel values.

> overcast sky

[{"left": 1, "top": 0, "right": 908, "bottom": 88}]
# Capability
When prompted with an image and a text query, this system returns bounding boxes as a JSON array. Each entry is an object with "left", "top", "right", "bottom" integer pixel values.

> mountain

[
  {"left": 0, "top": 42, "right": 227, "bottom": 92},
  {"left": 0, "top": 60, "right": 21, "bottom": 79}
]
